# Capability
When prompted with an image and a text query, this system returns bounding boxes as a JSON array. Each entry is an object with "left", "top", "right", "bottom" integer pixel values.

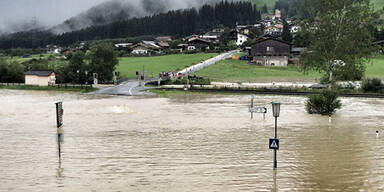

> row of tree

[{"left": 0, "top": 43, "right": 118, "bottom": 83}]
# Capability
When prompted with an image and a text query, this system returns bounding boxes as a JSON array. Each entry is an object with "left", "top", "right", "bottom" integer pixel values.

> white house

[
  {"left": 24, "top": 71, "right": 56, "bottom": 86},
  {"left": 236, "top": 33, "right": 248, "bottom": 46}
]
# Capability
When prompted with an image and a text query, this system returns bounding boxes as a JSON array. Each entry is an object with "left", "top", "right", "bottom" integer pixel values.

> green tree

[
  {"left": 67, "top": 51, "right": 87, "bottom": 84},
  {"left": 281, "top": 20, "right": 293, "bottom": 43},
  {"left": 262, "top": 4, "right": 268, "bottom": 14},
  {"left": 89, "top": 43, "right": 118, "bottom": 82},
  {"left": 0, "top": 58, "right": 25, "bottom": 83},
  {"left": 306, "top": 89, "right": 342, "bottom": 116},
  {"left": 300, "top": 0, "right": 375, "bottom": 84}
]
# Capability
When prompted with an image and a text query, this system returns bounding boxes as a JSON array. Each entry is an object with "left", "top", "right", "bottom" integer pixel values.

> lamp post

[
  {"left": 76, "top": 70, "right": 80, "bottom": 84},
  {"left": 85, "top": 70, "right": 88, "bottom": 85},
  {"left": 271, "top": 101, "right": 280, "bottom": 169},
  {"left": 250, "top": 95, "right": 255, "bottom": 119}
]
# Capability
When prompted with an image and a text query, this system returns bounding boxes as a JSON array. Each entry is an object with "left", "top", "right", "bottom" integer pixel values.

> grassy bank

[
  {"left": 152, "top": 86, "right": 384, "bottom": 99},
  {"left": 195, "top": 55, "right": 384, "bottom": 82},
  {"left": 116, "top": 53, "right": 218, "bottom": 79},
  {"left": 195, "top": 59, "right": 323, "bottom": 82},
  {"left": 366, "top": 55, "right": 384, "bottom": 78},
  {"left": 0, "top": 84, "right": 97, "bottom": 93}
]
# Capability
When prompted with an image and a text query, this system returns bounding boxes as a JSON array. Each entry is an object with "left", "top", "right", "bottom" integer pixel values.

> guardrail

[{"left": 176, "top": 49, "right": 240, "bottom": 78}]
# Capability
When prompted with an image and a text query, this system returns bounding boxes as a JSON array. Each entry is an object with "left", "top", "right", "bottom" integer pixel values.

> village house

[
  {"left": 236, "top": 33, "right": 248, "bottom": 46},
  {"left": 183, "top": 34, "right": 200, "bottom": 42},
  {"left": 157, "top": 41, "right": 170, "bottom": 49},
  {"left": 187, "top": 38, "right": 211, "bottom": 51},
  {"left": 374, "top": 40, "right": 384, "bottom": 53},
  {"left": 24, "top": 71, "right": 56, "bottom": 86},
  {"left": 290, "top": 47, "right": 306, "bottom": 66},
  {"left": 247, "top": 37, "right": 291, "bottom": 66},
  {"left": 176, "top": 44, "right": 188, "bottom": 52},
  {"left": 131, "top": 41, "right": 162, "bottom": 55},
  {"left": 155, "top": 36, "right": 172, "bottom": 42}
]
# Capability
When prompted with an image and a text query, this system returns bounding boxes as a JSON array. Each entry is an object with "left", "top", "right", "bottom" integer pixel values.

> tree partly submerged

[{"left": 300, "top": 0, "right": 375, "bottom": 115}]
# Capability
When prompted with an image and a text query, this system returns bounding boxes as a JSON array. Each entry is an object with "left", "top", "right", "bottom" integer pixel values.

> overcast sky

[{"left": 0, "top": 0, "right": 107, "bottom": 33}]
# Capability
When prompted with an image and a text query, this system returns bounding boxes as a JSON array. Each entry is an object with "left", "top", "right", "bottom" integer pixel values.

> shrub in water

[
  {"left": 306, "top": 89, "right": 342, "bottom": 116},
  {"left": 362, "top": 78, "right": 383, "bottom": 92}
]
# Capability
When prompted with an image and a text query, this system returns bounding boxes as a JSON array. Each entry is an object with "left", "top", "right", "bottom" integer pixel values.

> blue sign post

[{"left": 269, "top": 139, "right": 279, "bottom": 150}]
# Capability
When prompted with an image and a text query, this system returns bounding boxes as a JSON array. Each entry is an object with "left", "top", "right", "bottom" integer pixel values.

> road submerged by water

[{"left": 94, "top": 79, "right": 155, "bottom": 96}]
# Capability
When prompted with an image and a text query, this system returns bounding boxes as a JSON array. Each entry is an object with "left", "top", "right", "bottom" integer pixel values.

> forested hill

[
  {"left": 0, "top": 1, "right": 260, "bottom": 48},
  {"left": 0, "top": 0, "right": 382, "bottom": 49}
]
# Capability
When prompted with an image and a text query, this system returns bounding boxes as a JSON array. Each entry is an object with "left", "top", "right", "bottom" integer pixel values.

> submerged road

[{"left": 94, "top": 79, "right": 155, "bottom": 96}]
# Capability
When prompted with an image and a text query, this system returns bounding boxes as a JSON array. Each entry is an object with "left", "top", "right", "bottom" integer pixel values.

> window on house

[{"left": 266, "top": 46, "right": 274, "bottom": 52}]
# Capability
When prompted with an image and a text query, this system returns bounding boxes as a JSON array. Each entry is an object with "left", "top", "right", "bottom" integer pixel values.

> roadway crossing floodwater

[{"left": 1, "top": 90, "right": 384, "bottom": 191}]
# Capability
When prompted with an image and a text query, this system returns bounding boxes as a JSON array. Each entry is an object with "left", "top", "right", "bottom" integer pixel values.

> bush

[
  {"left": 306, "top": 89, "right": 342, "bottom": 116},
  {"left": 362, "top": 78, "right": 383, "bottom": 92}
]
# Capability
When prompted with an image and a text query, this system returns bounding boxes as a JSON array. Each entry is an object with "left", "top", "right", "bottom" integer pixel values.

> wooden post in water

[
  {"left": 250, "top": 95, "right": 255, "bottom": 119},
  {"left": 55, "top": 101, "right": 64, "bottom": 159}
]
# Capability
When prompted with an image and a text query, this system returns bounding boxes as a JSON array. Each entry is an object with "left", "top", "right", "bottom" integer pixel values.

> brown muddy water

[{"left": 0, "top": 90, "right": 384, "bottom": 192}]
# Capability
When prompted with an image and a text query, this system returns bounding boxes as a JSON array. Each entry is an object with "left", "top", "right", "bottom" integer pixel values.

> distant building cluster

[{"left": 44, "top": 9, "right": 305, "bottom": 67}]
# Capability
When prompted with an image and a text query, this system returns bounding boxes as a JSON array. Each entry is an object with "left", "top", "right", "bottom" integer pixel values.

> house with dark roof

[
  {"left": 374, "top": 40, "right": 384, "bottom": 53},
  {"left": 24, "top": 71, "right": 56, "bottom": 86},
  {"left": 187, "top": 38, "right": 211, "bottom": 51},
  {"left": 248, "top": 37, "right": 291, "bottom": 66}
]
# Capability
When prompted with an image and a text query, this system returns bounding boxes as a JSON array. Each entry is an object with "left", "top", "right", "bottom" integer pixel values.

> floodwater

[{"left": 1, "top": 90, "right": 384, "bottom": 192}]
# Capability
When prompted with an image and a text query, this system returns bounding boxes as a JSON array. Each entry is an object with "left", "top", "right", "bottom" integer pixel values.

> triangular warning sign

[{"left": 270, "top": 140, "right": 278, "bottom": 148}]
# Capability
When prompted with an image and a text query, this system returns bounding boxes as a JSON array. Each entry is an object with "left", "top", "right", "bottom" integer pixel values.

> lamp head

[{"left": 271, "top": 101, "right": 281, "bottom": 117}]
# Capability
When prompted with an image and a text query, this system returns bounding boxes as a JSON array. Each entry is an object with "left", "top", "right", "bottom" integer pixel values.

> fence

[{"left": 0, "top": 83, "right": 92, "bottom": 89}]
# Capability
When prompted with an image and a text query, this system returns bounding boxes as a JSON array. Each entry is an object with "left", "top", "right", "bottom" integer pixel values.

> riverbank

[
  {"left": 0, "top": 84, "right": 97, "bottom": 93},
  {"left": 152, "top": 85, "right": 384, "bottom": 98},
  {"left": 195, "top": 55, "right": 384, "bottom": 82}
]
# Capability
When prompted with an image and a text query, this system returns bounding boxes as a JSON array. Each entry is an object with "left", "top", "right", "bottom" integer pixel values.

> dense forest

[{"left": 0, "top": 1, "right": 261, "bottom": 49}]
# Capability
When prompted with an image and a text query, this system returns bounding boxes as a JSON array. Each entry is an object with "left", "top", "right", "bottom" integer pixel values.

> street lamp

[
  {"left": 76, "top": 70, "right": 80, "bottom": 84},
  {"left": 85, "top": 71, "right": 88, "bottom": 85},
  {"left": 271, "top": 101, "right": 281, "bottom": 169}
]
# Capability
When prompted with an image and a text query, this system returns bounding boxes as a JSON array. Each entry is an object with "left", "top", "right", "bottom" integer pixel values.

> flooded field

[{"left": 1, "top": 90, "right": 384, "bottom": 191}]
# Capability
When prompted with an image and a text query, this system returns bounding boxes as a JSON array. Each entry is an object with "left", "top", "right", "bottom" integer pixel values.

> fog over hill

[
  {"left": 0, "top": 0, "right": 232, "bottom": 35},
  {"left": 51, "top": 0, "right": 230, "bottom": 34}
]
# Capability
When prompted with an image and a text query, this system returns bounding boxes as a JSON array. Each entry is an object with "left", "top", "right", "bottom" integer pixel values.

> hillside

[{"left": 251, "top": 0, "right": 383, "bottom": 11}]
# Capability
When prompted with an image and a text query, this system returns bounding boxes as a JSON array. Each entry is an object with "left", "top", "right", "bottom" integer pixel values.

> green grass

[
  {"left": 116, "top": 53, "right": 218, "bottom": 78},
  {"left": 195, "top": 59, "right": 323, "bottom": 82},
  {"left": 195, "top": 55, "right": 384, "bottom": 82},
  {"left": 366, "top": 55, "right": 384, "bottom": 78},
  {"left": 372, "top": 0, "right": 384, "bottom": 10},
  {"left": 0, "top": 85, "right": 96, "bottom": 93}
]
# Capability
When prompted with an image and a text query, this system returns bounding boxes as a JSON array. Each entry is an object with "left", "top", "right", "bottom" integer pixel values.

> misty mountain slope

[{"left": 50, "top": 0, "right": 224, "bottom": 34}]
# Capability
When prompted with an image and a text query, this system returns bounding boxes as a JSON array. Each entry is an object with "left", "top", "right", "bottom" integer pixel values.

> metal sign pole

[
  {"left": 274, "top": 116, "right": 277, "bottom": 169},
  {"left": 55, "top": 101, "right": 63, "bottom": 159},
  {"left": 251, "top": 97, "right": 254, "bottom": 119}
]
